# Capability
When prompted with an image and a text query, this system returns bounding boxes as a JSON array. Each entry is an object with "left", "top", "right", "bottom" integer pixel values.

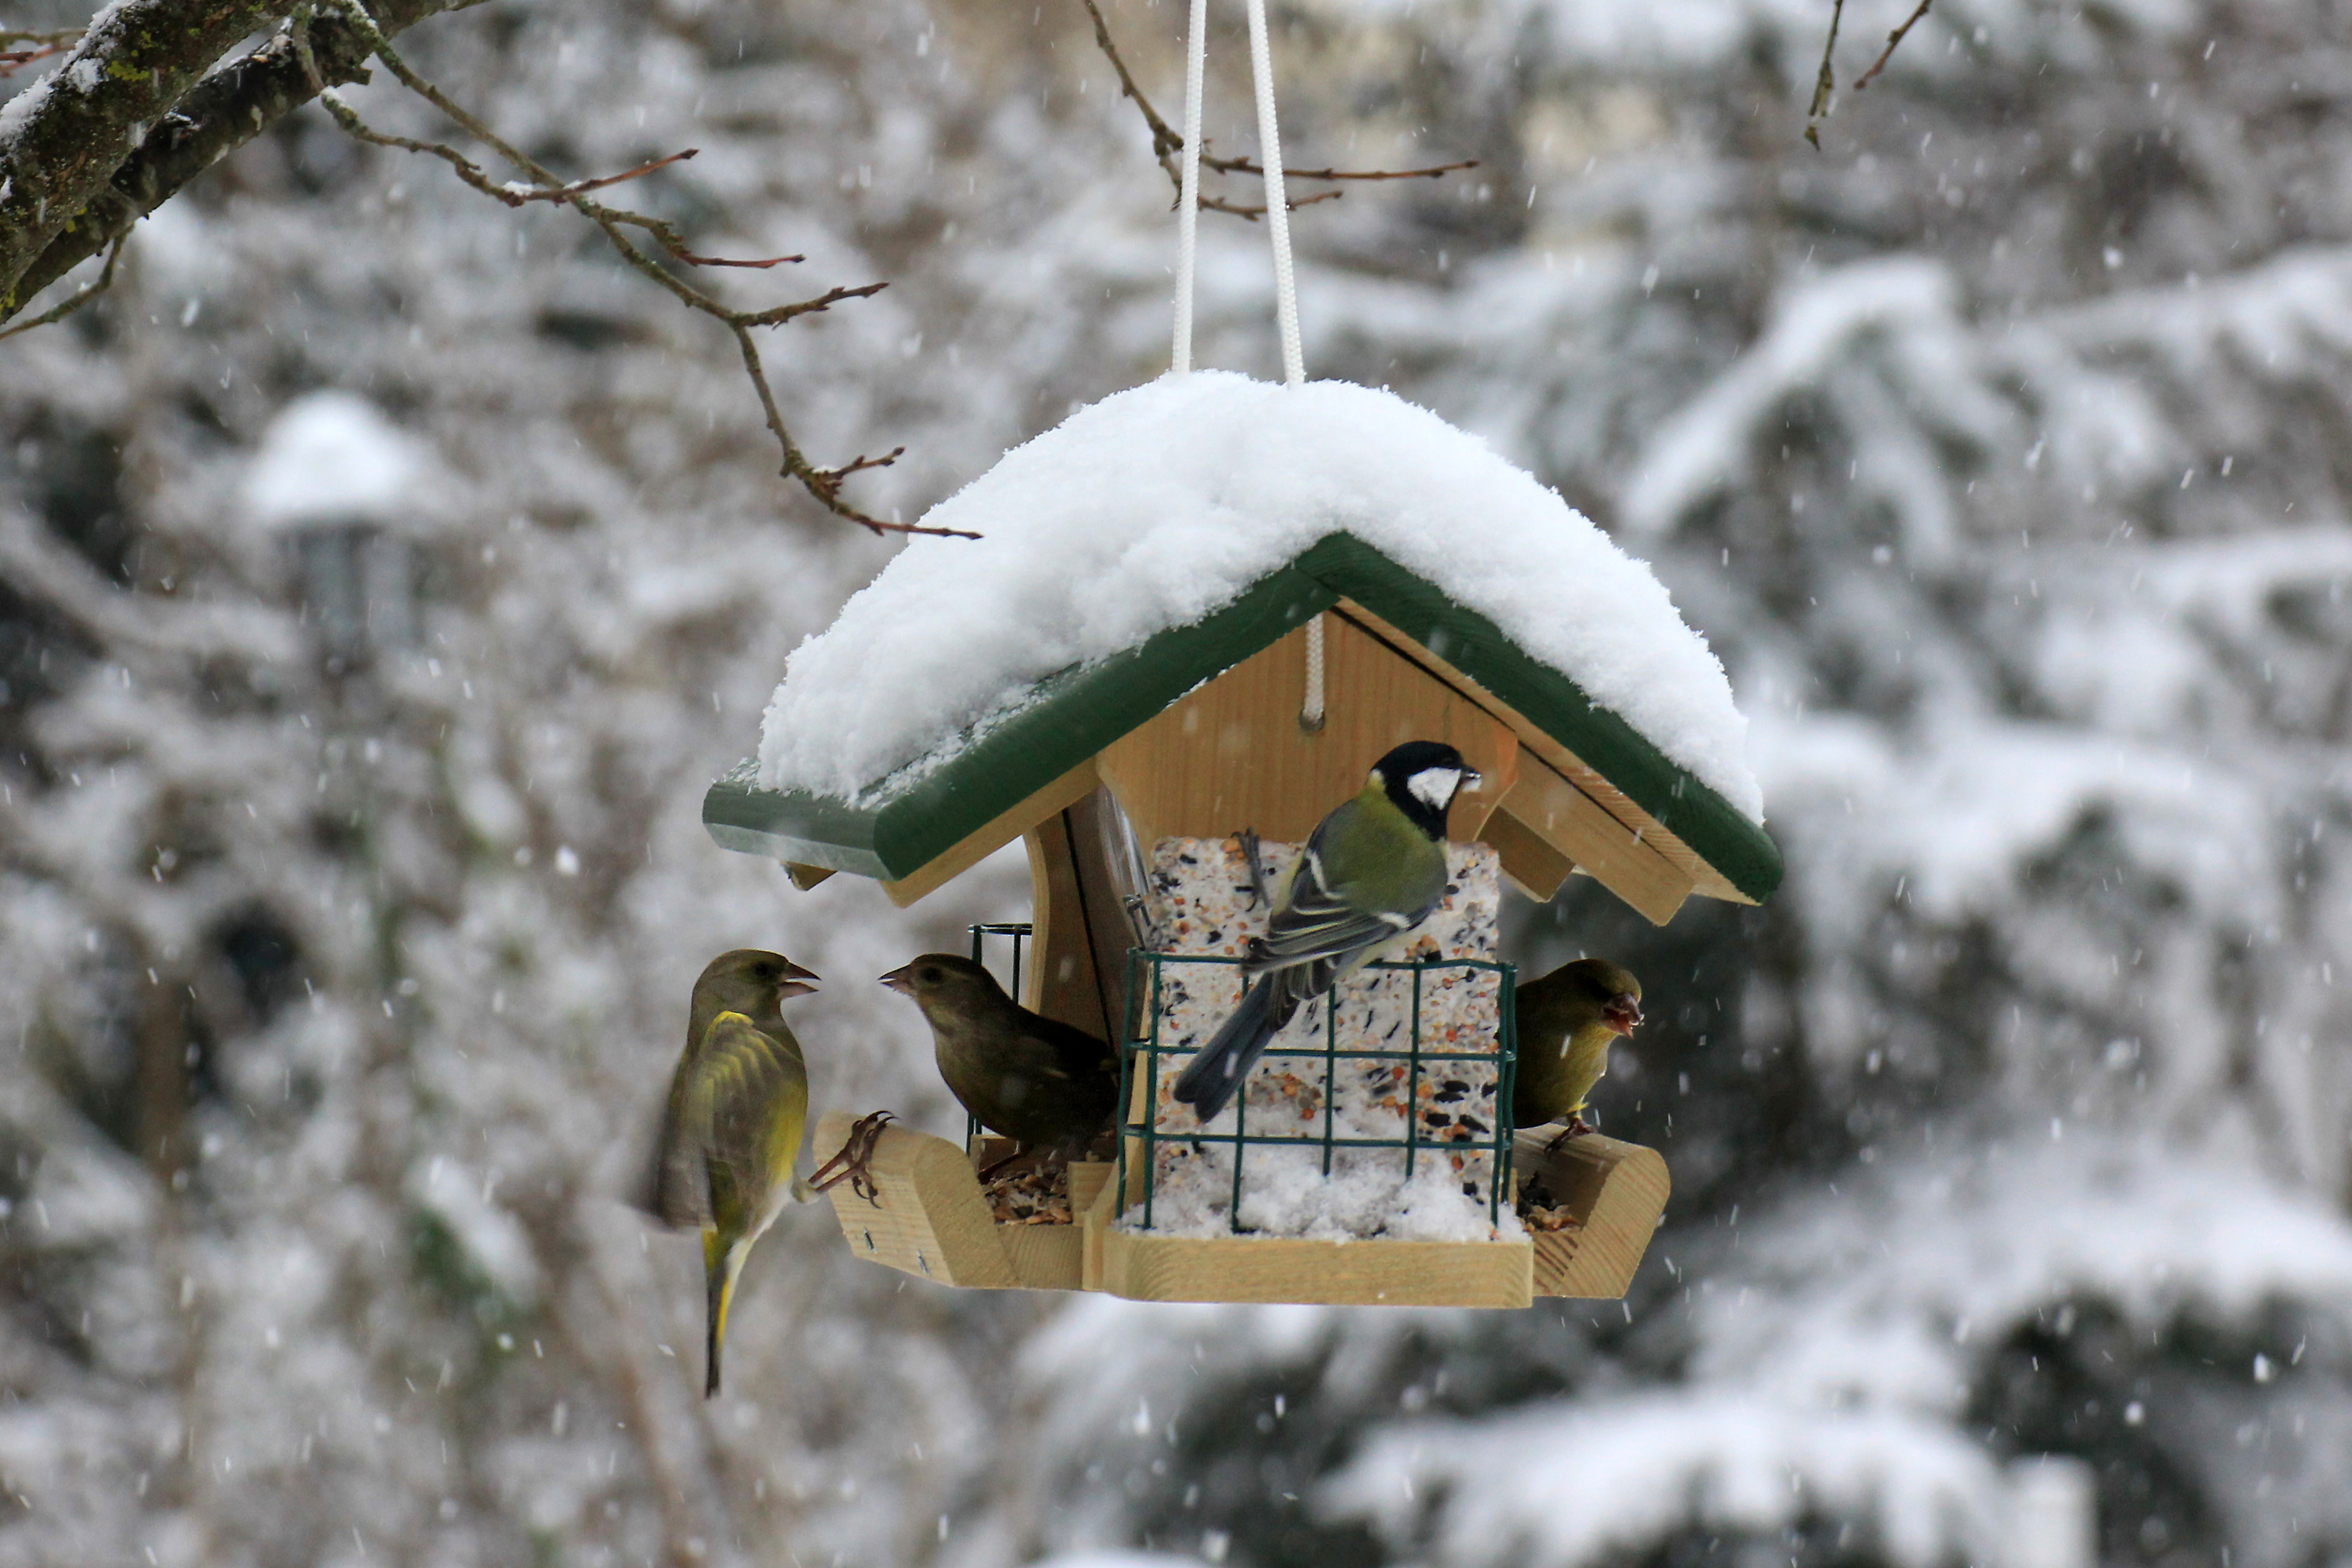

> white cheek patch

[{"left": 1407, "top": 767, "right": 1462, "bottom": 811}]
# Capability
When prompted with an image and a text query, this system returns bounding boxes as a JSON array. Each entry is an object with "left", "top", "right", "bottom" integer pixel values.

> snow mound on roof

[
  {"left": 246, "top": 391, "right": 436, "bottom": 531},
  {"left": 760, "top": 372, "right": 1762, "bottom": 821}
]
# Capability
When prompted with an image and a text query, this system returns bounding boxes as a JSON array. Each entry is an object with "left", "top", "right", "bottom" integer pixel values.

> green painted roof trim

[
  {"left": 703, "top": 562, "right": 1336, "bottom": 881},
  {"left": 1294, "top": 535, "right": 1780, "bottom": 902},
  {"left": 704, "top": 534, "right": 1782, "bottom": 903}
]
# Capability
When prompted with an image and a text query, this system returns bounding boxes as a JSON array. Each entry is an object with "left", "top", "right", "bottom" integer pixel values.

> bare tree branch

[
  {"left": 1804, "top": 0, "right": 1847, "bottom": 148},
  {"left": 0, "top": 229, "right": 125, "bottom": 342},
  {"left": 1, "top": 27, "right": 80, "bottom": 78},
  {"left": 300, "top": 2, "right": 962, "bottom": 539},
  {"left": 0, "top": 0, "right": 304, "bottom": 315},
  {"left": 1854, "top": 0, "right": 1933, "bottom": 91},
  {"left": 1078, "top": 0, "right": 1474, "bottom": 220},
  {"left": 1, "top": 0, "right": 469, "bottom": 322}
]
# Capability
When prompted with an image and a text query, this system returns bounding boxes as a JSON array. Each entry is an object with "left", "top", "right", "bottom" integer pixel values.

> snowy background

[{"left": 4, "top": 0, "right": 2351, "bottom": 1566}]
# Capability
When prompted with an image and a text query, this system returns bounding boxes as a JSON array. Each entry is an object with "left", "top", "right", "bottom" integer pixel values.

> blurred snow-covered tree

[{"left": 8, "top": 0, "right": 2352, "bottom": 1566}]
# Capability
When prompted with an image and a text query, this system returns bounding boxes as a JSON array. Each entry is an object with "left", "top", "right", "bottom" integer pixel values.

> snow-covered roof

[
  {"left": 246, "top": 391, "right": 438, "bottom": 532},
  {"left": 760, "top": 372, "right": 1762, "bottom": 822}
]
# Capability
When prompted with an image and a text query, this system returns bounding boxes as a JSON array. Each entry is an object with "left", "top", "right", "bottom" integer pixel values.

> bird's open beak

[
  {"left": 1603, "top": 995, "right": 1642, "bottom": 1036},
  {"left": 1461, "top": 766, "right": 1484, "bottom": 791},
  {"left": 878, "top": 965, "right": 913, "bottom": 996},
  {"left": 780, "top": 960, "right": 820, "bottom": 998}
]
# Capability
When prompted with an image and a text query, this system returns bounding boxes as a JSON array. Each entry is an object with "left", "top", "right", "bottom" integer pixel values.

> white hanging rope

[
  {"left": 1165, "top": 0, "right": 1321, "bottom": 726},
  {"left": 1243, "top": 0, "right": 1305, "bottom": 387},
  {"left": 1300, "top": 614, "right": 1327, "bottom": 732},
  {"left": 1169, "top": 0, "right": 1209, "bottom": 374}
]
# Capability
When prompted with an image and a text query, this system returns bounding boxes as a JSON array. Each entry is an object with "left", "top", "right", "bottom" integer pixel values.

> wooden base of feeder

[
  {"left": 813, "top": 1114, "right": 1669, "bottom": 1305},
  {"left": 811, "top": 1112, "right": 1110, "bottom": 1292},
  {"left": 1513, "top": 1128, "right": 1672, "bottom": 1299},
  {"left": 1080, "top": 1167, "right": 1534, "bottom": 1305}
]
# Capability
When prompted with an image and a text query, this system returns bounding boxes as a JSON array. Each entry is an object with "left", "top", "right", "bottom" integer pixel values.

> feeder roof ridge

[{"left": 759, "top": 372, "right": 1762, "bottom": 820}]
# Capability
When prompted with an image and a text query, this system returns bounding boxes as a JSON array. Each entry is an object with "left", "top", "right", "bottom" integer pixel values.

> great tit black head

[{"left": 1369, "top": 740, "right": 1480, "bottom": 839}]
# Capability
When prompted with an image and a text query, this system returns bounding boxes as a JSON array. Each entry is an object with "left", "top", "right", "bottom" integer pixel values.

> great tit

[
  {"left": 1512, "top": 957, "right": 1642, "bottom": 1143},
  {"left": 880, "top": 954, "right": 1119, "bottom": 1160},
  {"left": 1172, "top": 739, "right": 1479, "bottom": 1122},
  {"left": 646, "top": 948, "right": 820, "bottom": 1398}
]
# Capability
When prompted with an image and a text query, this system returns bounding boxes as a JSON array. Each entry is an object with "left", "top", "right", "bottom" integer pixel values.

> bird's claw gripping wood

[
  {"left": 1543, "top": 1115, "right": 1597, "bottom": 1155},
  {"left": 810, "top": 1111, "right": 896, "bottom": 1205}
]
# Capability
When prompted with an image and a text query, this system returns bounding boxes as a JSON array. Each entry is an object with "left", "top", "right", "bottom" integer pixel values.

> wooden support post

[{"left": 1022, "top": 786, "right": 1148, "bottom": 1042}]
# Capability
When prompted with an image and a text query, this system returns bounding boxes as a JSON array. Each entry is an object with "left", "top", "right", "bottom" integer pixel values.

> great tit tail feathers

[{"left": 1171, "top": 976, "right": 1292, "bottom": 1122}]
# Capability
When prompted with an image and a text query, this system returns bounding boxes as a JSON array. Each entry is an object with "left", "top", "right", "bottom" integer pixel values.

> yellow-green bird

[
  {"left": 647, "top": 948, "right": 820, "bottom": 1398},
  {"left": 1511, "top": 958, "right": 1642, "bottom": 1144}
]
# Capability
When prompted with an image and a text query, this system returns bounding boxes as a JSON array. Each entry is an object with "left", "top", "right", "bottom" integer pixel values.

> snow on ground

[{"left": 759, "top": 371, "right": 1761, "bottom": 819}]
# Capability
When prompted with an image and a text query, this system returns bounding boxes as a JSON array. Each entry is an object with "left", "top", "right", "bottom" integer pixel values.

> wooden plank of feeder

[
  {"left": 1332, "top": 598, "right": 1753, "bottom": 908},
  {"left": 996, "top": 1163, "right": 1114, "bottom": 1291},
  {"left": 1488, "top": 757, "right": 1695, "bottom": 926},
  {"left": 1512, "top": 1129, "right": 1670, "bottom": 1299},
  {"left": 813, "top": 1112, "right": 1019, "bottom": 1289},
  {"left": 1478, "top": 807, "right": 1577, "bottom": 903},
  {"left": 878, "top": 760, "right": 1100, "bottom": 909},
  {"left": 1081, "top": 1169, "right": 1534, "bottom": 1308},
  {"left": 1096, "top": 616, "right": 1519, "bottom": 850}
]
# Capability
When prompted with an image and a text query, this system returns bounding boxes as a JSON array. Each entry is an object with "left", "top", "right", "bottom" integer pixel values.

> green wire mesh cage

[{"left": 1116, "top": 950, "right": 1520, "bottom": 1233}]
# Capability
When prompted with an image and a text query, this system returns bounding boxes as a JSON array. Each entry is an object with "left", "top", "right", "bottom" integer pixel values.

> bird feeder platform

[{"left": 813, "top": 1111, "right": 1667, "bottom": 1305}]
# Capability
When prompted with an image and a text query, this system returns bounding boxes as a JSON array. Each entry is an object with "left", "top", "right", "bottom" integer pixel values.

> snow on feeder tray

[{"left": 703, "top": 373, "right": 1782, "bottom": 1308}]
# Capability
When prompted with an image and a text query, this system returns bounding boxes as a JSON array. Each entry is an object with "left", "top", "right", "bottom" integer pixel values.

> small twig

[
  {"left": 0, "top": 231, "right": 127, "bottom": 341},
  {"left": 300, "top": 0, "right": 960, "bottom": 537},
  {"left": 1078, "top": 0, "right": 1474, "bottom": 220},
  {"left": 1197, "top": 146, "right": 1477, "bottom": 184},
  {"left": 1854, "top": 0, "right": 1933, "bottom": 90},
  {"left": 537, "top": 147, "right": 696, "bottom": 198},
  {"left": 1803, "top": 0, "right": 1846, "bottom": 148},
  {"left": 0, "top": 25, "right": 79, "bottom": 77},
  {"left": 0, "top": 35, "right": 73, "bottom": 76}
]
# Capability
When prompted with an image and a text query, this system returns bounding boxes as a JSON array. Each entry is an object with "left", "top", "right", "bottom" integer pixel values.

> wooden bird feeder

[{"left": 708, "top": 534, "right": 1778, "bottom": 1307}]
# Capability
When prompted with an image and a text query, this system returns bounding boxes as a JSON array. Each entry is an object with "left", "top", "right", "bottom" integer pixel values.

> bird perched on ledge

[
  {"left": 646, "top": 948, "right": 821, "bottom": 1398},
  {"left": 881, "top": 953, "right": 1118, "bottom": 1163},
  {"left": 1173, "top": 739, "right": 1479, "bottom": 1122},
  {"left": 1511, "top": 957, "right": 1642, "bottom": 1146}
]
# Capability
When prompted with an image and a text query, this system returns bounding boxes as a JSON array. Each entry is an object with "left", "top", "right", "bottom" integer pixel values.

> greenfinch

[
  {"left": 880, "top": 954, "right": 1117, "bottom": 1160},
  {"left": 1173, "top": 740, "right": 1479, "bottom": 1121},
  {"left": 647, "top": 948, "right": 820, "bottom": 1397},
  {"left": 1511, "top": 957, "right": 1642, "bottom": 1142}
]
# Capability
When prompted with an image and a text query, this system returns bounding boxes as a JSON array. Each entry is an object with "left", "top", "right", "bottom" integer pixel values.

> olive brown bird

[
  {"left": 880, "top": 953, "right": 1119, "bottom": 1163},
  {"left": 646, "top": 948, "right": 821, "bottom": 1398},
  {"left": 1510, "top": 957, "right": 1643, "bottom": 1146}
]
